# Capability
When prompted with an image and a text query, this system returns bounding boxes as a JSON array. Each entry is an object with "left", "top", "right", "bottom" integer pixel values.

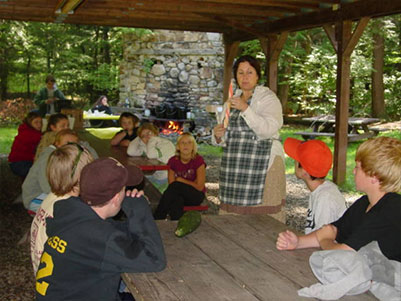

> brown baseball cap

[{"left": 80, "top": 157, "right": 144, "bottom": 206}]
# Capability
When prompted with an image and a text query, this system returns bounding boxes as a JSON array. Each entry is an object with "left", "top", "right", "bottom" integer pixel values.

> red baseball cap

[{"left": 284, "top": 138, "right": 333, "bottom": 178}]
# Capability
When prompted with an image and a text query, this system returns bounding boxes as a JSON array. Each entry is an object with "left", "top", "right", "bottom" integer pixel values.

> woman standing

[
  {"left": 34, "top": 75, "right": 69, "bottom": 117},
  {"left": 213, "top": 55, "right": 285, "bottom": 221}
]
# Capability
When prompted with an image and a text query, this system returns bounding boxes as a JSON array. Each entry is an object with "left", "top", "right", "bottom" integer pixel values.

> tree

[{"left": 371, "top": 19, "right": 386, "bottom": 118}]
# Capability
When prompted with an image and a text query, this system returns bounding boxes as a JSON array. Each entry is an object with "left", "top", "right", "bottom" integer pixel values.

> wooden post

[
  {"left": 222, "top": 34, "right": 239, "bottom": 102},
  {"left": 332, "top": 18, "right": 369, "bottom": 185},
  {"left": 259, "top": 33, "right": 288, "bottom": 93}
]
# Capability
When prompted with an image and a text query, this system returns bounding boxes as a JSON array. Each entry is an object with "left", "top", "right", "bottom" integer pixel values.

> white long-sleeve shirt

[{"left": 212, "top": 85, "right": 284, "bottom": 168}]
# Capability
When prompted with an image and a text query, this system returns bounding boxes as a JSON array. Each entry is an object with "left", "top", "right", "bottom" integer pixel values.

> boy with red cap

[
  {"left": 283, "top": 138, "right": 346, "bottom": 233},
  {"left": 35, "top": 157, "right": 166, "bottom": 300},
  {"left": 276, "top": 137, "right": 401, "bottom": 263}
]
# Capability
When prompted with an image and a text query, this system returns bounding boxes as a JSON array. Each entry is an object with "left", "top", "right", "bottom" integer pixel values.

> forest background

[{"left": 0, "top": 15, "right": 400, "bottom": 126}]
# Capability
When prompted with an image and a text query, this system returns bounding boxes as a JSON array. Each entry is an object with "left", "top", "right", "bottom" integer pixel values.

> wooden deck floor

[{"left": 123, "top": 214, "right": 377, "bottom": 300}]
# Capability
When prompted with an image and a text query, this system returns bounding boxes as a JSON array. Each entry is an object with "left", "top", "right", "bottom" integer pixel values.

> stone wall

[{"left": 119, "top": 30, "right": 224, "bottom": 112}]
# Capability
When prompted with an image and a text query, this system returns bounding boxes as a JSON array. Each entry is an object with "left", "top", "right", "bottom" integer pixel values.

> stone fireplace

[{"left": 119, "top": 30, "right": 224, "bottom": 128}]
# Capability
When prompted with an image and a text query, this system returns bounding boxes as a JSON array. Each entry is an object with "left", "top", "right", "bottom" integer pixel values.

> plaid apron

[{"left": 219, "top": 109, "right": 272, "bottom": 206}]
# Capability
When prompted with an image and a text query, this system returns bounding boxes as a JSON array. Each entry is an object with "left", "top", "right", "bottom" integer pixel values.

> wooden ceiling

[{"left": 0, "top": 0, "right": 400, "bottom": 41}]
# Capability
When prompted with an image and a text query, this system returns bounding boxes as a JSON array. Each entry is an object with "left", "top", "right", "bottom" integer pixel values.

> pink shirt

[{"left": 168, "top": 155, "right": 206, "bottom": 192}]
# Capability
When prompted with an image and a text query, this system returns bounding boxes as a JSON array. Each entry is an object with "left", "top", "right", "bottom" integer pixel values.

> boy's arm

[
  {"left": 277, "top": 225, "right": 354, "bottom": 251},
  {"left": 316, "top": 224, "right": 354, "bottom": 251},
  {"left": 102, "top": 196, "right": 166, "bottom": 273},
  {"left": 110, "top": 131, "right": 126, "bottom": 146},
  {"left": 127, "top": 137, "right": 145, "bottom": 156},
  {"left": 276, "top": 230, "right": 320, "bottom": 250}
]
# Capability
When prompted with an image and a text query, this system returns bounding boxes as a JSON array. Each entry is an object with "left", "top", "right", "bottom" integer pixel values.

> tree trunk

[
  {"left": 102, "top": 27, "right": 111, "bottom": 64},
  {"left": 278, "top": 56, "right": 293, "bottom": 114},
  {"left": 26, "top": 55, "right": 31, "bottom": 98},
  {"left": 371, "top": 21, "right": 386, "bottom": 119}
]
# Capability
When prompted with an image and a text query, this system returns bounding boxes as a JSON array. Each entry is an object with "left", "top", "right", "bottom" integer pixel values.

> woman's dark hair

[
  {"left": 47, "top": 113, "right": 68, "bottom": 132},
  {"left": 233, "top": 55, "right": 261, "bottom": 85},
  {"left": 45, "top": 75, "right": 56, "bottom": 83},
  {"left": 119, "top": 112, "right": 139, "bottom": 126},
  {"left": 24, "top": 111, "right": 42, "bottom": 127},
  {"left": 94, "top": 95, "right": 107, "bottom": 106}
]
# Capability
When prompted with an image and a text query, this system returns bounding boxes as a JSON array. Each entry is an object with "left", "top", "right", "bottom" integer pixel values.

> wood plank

[
  {"left": 222, "top": 37, "right": 239, "bottom": 101},
  {"left": 170, "top": 217, "right": 309, "bottom": 300},
  {"left": 124, "top": 215, "right": 377, "bottom": 300},
  {"left": 124, "top": 220, "right": 261, "bottom": 301},
  {"left": 334, "top": 20, "right": 352, "bottom": 185},
  {"left": 199, "top": 215, "right": 316, "bottom": 288}
]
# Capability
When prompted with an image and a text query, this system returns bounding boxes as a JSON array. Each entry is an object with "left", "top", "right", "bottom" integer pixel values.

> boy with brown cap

[
  {"left": 35, "top": 157, "right": 166, "bottom": 300},
  {"left": 284, "top": 138, "right": 346, "bottom": 233}
]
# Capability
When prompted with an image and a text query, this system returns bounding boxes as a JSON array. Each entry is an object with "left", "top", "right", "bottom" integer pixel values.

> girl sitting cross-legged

[{"left": 153, "top": 132, "right": 206, "bottom": 220}]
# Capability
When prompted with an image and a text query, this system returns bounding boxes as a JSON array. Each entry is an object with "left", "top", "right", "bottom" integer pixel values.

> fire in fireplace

[{"left": 161, "top": 121, "right": 183, "bottom": 136}]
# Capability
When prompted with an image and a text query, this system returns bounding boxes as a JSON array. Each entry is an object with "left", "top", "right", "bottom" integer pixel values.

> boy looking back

[
  {"left": 30, "top": 143, "right": 94, "bottom": 274},
  {"left": 277, "top": 137, "right": 401, "bottom": 262},
  {"left": 284, "top": 138, "right": 346, "bottom": 233},
  {"left": 35, "top": 157, "right": 166, "bottom": 300}
]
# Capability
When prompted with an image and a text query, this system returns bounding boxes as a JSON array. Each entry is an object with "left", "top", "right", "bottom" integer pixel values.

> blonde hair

[
  {"left": 47, "top": 144, "right": 94, "bottom": 196},
  {"left": 176, "top": 132, "right": 198, "bottom": 159},
  {"left": 54, "top": 129, "right": 78, "bottom": 145},
  {"left": 137, "top": 122, "right": 159, "bottom": 138},
  {"left": 355, "top": 137, "right": 401, "bottom": 193},
  {"left": 35, "top": 131, "right": 57, "bottom": 161}
]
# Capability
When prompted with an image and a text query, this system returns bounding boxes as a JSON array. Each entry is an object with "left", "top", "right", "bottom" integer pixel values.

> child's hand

[
  {"left": 126, "top": 189, "right": 144, "bottom": 198},
  {"left": 276, "top": 230, "right": 298, "bottom": 250}
]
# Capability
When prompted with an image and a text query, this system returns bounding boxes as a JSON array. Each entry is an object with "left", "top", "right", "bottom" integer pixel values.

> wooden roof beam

[{"left": 230, "top": 0, "right": 401, "bottom": 41}]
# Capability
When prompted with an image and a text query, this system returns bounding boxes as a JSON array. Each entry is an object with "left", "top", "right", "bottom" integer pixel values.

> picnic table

[
  {"left": 295, "top": 115, "right": 381, "bottom": 142},
  {"left": 78, "top": 128, "right": 168, "bottom": 176},
  {"left": 122, "top": 214, "right": 376, "bottom": 301},
  {"left": 78, "top": 129, "right": 168, "bottom": 205}
]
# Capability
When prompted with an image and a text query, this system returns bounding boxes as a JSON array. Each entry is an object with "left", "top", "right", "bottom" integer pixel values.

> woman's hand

[
  {"left": 230, "top": 96, "right": 248, "bottom": 112},
  {"left": 213, "top": 124, "right": 226, "bottom": 140},
  {"left": 276, "top": 230, "right": 299, "bottom": 250}
]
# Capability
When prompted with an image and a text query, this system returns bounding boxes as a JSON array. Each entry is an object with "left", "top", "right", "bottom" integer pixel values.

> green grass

[
  {"left": 0, "top": 126, "right": 17, "bottom": 153},
  {"left": 280, "top": 125, "right": 401, "bottom": 193},
  {"left": 1, "top": 124, "right": 400, "bottom": 194}
]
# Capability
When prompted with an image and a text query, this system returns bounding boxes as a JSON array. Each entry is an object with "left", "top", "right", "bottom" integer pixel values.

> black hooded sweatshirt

[{"left": 35, "top": 195, "right": 166, "bottom": 300}]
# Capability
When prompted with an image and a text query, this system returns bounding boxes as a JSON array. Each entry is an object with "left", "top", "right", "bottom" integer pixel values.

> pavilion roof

[{"left": 0, "top": 0, "right": 400, "bottom": 41}]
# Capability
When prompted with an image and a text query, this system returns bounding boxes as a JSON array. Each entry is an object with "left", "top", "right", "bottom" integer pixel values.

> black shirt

[
  {"left": 332, "top": 192, "right": 401, "bottom": 262},
  {"left": 117, "top": 127, "right": 138, "bottom": 142}
]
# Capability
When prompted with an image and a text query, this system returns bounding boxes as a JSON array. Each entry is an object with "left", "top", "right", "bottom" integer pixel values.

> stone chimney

[{"left": 119, "top": 30, "right": 224, "bottom": 112}]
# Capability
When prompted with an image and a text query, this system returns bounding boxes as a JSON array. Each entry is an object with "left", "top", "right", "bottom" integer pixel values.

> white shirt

[
  {"left": 30, "top": 193, "right": 70, "bottom": 274},
  {"left": 212, "top": 85, "right": 284, "bottom": 169},
  {"left": 305, "top": 180, "right": 347, "bottom": 234}
]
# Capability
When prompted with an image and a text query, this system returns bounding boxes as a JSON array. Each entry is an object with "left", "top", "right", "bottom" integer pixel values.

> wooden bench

[{"left": 296, "top": 115, "right": 382, "bottom": 142}]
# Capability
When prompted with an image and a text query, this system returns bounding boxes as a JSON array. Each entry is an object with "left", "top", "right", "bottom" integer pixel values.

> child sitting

[
  {"left": 35, "top": 157, "right": 166, "bottom": 300},
  {"left": 35, "top": 113, "right": 69, "bottom": 161},
  {"left": 30, "top": 143, "right": 94, "bottom": 273},
  {"left": 8, "top": 111, "right": 43, "bottom": 178},
  {"left": 110, "top": 112, "right": 140, "bottom": 147},
  {"left": 127, "top": 122, "right": 175, "bottom": 184},
  {"left": 153, "top": 132, "right": 206, "bottom": 220},
  {"left": 276, "top": 136, "right": 401, "bottom": 263},
  {"left": 284, "top": 138, "right": 346, "bottom": 233},
  {"left": 22, "top": 129, "right": 79, "bottom": 214}
]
